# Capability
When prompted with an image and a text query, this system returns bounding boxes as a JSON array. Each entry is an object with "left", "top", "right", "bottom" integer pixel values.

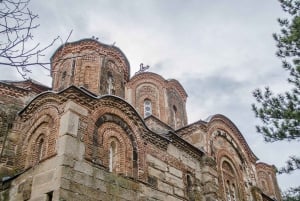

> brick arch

[
  {"left": 167, "top": 88, "right": 187, "bottom": 129},
  {"left": 132, "top": 81, "right": 165, "bottom": 122},
  {"left": 207, "top": 115, "right": 258, "bottom": 163},
  {"left": 100, "top": 123, "right": 135, "bottom": 177},
  {"left": 257, "top": 171, "right": 271, "bottom": 194},
  {"left": 209, "top": 129, "right": 247, "bottom": 164},
  {"left": 136, "top": 84, "right": 160, "bottom": 118},
  {"left": 217, "top": 153, "right": 246, "bottom": 201},
  {"left": 99, "top": 59, "right": 126, "bottom": 97},
  {"left": 86, "top": 113, "right": 142, "bottom": 179},
  {"left": 29, "top": 133, "right": 47, "bottom": 166},
  {"left": 16, "top": 107, "right": 60, "bottom": 170}
]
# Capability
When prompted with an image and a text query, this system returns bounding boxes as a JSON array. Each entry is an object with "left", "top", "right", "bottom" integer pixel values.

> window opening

[
  {"left": 173, "top": 105, "right": 177, "bottom": 129},
  {"left": 62, "top": 71, "right": 67, "bottom": 81},
  {"left": 107, "top": 74, "right": 114, "bottom": 95},
  {"left": 46, "top": 191, "right": 53, "bottom": 201},
  {"left": 144, "top": 99, "right": 152, "bottom": 117},
  {"left": 222, "top": 161, "right": 238, "bottom": 201},
  {"left": 35, "top": 136, "right": 44, "bottom": 164},
  {"left": 186, "top": 174, "right": 195, "bottom": 201},
  {"left": 71, "top": 59, "right": 76, "bottom": 77},
  {"left": 109, "top": 141, "right": 117, "bottom": 172}
]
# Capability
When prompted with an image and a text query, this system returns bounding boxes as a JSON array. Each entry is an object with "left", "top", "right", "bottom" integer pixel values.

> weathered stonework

[{"left": 0, "top": 38, "right": 282, "bottom": 201}]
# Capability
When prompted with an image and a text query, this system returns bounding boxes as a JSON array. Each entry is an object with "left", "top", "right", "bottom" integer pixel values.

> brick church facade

[{"left": 0, "top": 39, "right": 281, "bottom": 201}]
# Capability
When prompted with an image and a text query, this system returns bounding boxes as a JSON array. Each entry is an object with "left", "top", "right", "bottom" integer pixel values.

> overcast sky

[{"left": 1, "top": 0, "right": 299, "bottom": 191}]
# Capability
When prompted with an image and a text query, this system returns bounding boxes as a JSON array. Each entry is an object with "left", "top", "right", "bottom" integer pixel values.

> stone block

[
  {"left": 174, "top": 187, "right": 185, "bottom": 197},
  {"left": 74, "top": 161, "right": 93, "bottom": 176},
  {"left": 57, "top": 155, "right": 75, "bottom": 167},
  {"left": 65, "top": 101, "right": 88, "bottom": 116},
  {"left": 157, "top": 180, "right": 173, "bottom": 194},
  {"left": 29, "top": 194, "right": 49, "bottom": 201},
  {"left": 169, "top": 166, "right": 182, "bottom": 178},
  {"left": 57, "top": 134, "right": 85, "bottom": 160},
  {"left": 167, "top": 144, "right": 180, "bottom": 159},
  {"left": 148, "top": 166, "right": 165, "bottom": 180},
  {"left": 165, "top": 172, "right": 184, "bottom": 188},
  {"left": 146, "top": 154, "right": 168, "bottom": 172},
  {"left": 59, "top": 111, "right": 79, "bottom": 137},
  {"left": 32, "top": 170, "right": 55, "bottom": 187},
  {"left": 93, "top": 168, "right": 105, "bottom": 181},
  {"left": 166, "top": 195, "right": 183, "bottom": 201}
]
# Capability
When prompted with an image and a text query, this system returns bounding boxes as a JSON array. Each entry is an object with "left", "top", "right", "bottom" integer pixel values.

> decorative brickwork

[
  {"left": 126, "top": 72, "right": 188, "bottom": 130},
  {"left": 51, "top": 39, "right": 130, "bottom": 97},
  {"left": 256, "top": 162, "right": 282, "bottom": 200},
  {"left": 15, "top": 107, "right": 60, "bottom": 170},
  {"left": 0, "top": 39, "right": 282, "bottom": 201}
]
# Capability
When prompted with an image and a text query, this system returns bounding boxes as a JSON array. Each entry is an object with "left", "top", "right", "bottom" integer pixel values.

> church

[{"left": 0, "top": 38, "right": 282, "bottom": 201}]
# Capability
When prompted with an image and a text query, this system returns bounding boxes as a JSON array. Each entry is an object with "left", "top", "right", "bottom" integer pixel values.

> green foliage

[
  {"left": 282, "top": 187, "right": 300, "bottom": 201},
  {"left": 252, "top": 0, "right": 300, "bottom": 143},
  {"left": 252, "top": 0, "right": 300, "bottom": 199}
]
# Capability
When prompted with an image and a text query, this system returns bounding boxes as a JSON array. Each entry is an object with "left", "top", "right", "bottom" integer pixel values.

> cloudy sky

[{"left": 1, "top": 0, "right": 299, "bottom": 191}]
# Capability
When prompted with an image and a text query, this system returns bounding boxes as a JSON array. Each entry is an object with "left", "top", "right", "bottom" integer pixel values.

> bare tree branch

[{"left": 0, "top": 0, "right": 59, "bottom": 78}]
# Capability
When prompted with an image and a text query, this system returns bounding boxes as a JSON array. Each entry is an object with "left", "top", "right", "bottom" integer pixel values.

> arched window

[
  {"left": 62, "top": 71, "right": 67, "bottom": 81},
  {"left": 186, "top": 174, "right": 195, "bottom": 201},
  {"left": 173, "top": 105, "right": 177, "bottom": 129},
  {"left": 221, "top": 160, "right": 239, "bottom": 201},
  {"left": 109, "top": 141, "right": 118, "bottom": 173},
  {"left": 35, "top": 135, "right": 45, "bottom": 164},
  {"left": 83, "top": 66, "right": 92, "bottom": 88},
  {"left": 107, "top": 73, "right": 114, "bottom": 95},
  {"left": 144, "top": 99, "right": 152, "bottom": 117},
  {"left": 71, "top": 59, "right": 76, "bottom": 77}
]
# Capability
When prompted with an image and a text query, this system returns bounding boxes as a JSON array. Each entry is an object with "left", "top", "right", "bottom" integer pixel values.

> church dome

[{"left": 50, "top": 38, "right": 130, "bottom": 98}]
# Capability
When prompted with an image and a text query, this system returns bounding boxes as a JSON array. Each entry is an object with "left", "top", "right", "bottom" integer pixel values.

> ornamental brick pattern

[
  {"left": 51, "top": 39, "right": 129, "bottom": 98},
  {"left": 126, "top": 72, "right": 188, "bottom": 130},
  {"left": 0, "top": 38, "right": 282, "bottom": 201}
]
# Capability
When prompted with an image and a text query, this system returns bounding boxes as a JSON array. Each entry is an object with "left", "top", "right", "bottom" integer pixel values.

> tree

[
  {"left": 252, "top": 0, "right": 300, "bottom": 199},
  {"left": 282, "top": 187, "right": 300, "bottom": 201},
  {"left": 0, "top": 0, "right": 59, "bottom": 78}
]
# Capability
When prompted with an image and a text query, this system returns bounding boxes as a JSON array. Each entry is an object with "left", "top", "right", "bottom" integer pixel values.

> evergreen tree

[{"left": 252, "top": 0, "right": 300, "bottom": 200}]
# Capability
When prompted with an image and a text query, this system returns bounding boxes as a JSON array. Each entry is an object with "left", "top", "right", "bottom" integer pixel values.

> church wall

[
  {"left": 0, "top": 38, "right": 283, "bottom": 201},
  {"left": 1, "top": 156, "right": 62, "bottom": 201},
  {"left": 1, "top": 99, "right": 214, "bottom": 201}
]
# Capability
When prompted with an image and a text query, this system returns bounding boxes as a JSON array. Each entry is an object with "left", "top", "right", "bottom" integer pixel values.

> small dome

[{"left": 50, "top": 39, "right": 130, "bottom": 97}]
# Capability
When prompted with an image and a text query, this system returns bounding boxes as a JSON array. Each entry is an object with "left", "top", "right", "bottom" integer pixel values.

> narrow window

[
  {"left": 35, "top": 136, "right": 45, "bottom": 164},
  {"left": 222, "top": 160, "right": 238, "bottom": 201},
  {"left": 226, "top": 180, "right": 231, "bottom": 201},
  {"left": 46, "top": 191, "right": 53, "bottom": 201},
  {"left": 38, "top": 138, "right": 44, "bottom": 161},
  {"left": 261, "top": 180, "right": 268, "bottom": 192},
  {"left": 71, "top": 59, "right": 76, "bottom": 77},
  {"left": 144, "top": 99, "right": 152, "bottom": 117},
  {"left": 109, "top": 141, "right": 117, "bottom": 172},
  {"left": 186, "top": 174, "right": 195, "bottom": 201},
  {"left": 62, "top": 71, "right": 67, "bottom": 81},
  {"left": 107, "top": 74, "right": 114, "bottom": 95},
  {"left": 231, "top": 183, "right": 237, "bottom": 201},
  {"left": 173, "top": 105, "right": 177, "bottom": 129}
]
